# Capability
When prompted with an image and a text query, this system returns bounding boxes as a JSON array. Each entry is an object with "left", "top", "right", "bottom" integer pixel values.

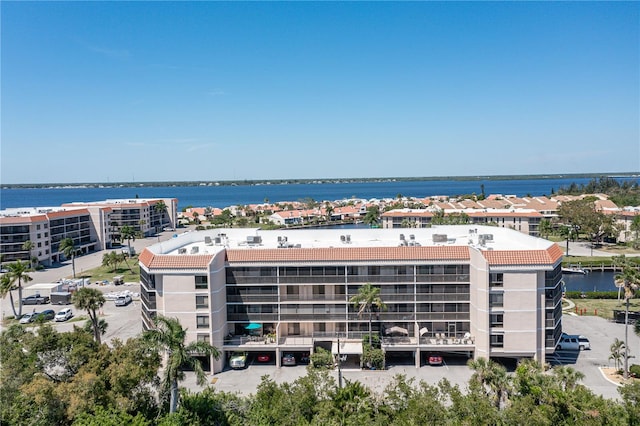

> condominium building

[
  {"left": 0, "top": 198, "right": 177, "bottom": 266},
  {"left": 138, "top": 225, "right": 563, "bottom": 373}
]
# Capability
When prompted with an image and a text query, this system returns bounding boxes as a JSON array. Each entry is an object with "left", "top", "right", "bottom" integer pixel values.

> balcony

[
  {"left": 415, "top": 293, "right": 469, "bottom": 302},
  {"left": 226, "top": 295, "right": 279, "bottom": 303}
]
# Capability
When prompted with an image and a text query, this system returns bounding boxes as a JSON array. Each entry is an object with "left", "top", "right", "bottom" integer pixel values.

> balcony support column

[{"left": 415, "top": 348, "right": 421, "bottom": 368}]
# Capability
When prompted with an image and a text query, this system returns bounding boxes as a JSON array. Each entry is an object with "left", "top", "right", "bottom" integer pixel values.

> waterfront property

[
  {"left": 0, "top": 198, "right": 177, "bottom": 266},
  {"left": 138, "top": 225, "right": 564, "bottom": 373}
]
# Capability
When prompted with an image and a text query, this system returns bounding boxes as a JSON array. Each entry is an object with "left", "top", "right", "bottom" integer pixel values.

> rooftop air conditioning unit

[
  {"left": 190, "top": 246, "right": 199, "bottom": 254},
  {"left": 400, "top": 234, "right": 405, "bottom": 240},
  {"left": 409, "top": 234, "right": 415, "bottom": 240},
  {"left": 178, "top": 248, "right": 187, "bottom": 254},
  {"left": 346, "top": 235, "right": 351, "bottom": 243},
  {"left": 340, "top": 235, "right": 346, "bottom": 242},
  {"left": 432, "top": 234, "right": 448, "bottom": 243},
  {"left": 214, "top": 237, "right": 221, "bottom": 244}
]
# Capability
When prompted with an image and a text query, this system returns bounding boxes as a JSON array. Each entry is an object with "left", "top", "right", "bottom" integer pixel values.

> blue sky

[{"left": 1, "top": 2, "right": 638, "bottom": 184}]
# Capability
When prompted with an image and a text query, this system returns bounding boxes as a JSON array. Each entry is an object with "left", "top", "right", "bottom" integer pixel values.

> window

[
  {"left": 490, "top": 273, "right": 504, "bottom": 287},
  {"left": 490, "top": 314, "right": 504, "bottom": 327},
  {"left": 196, "top": 315, "right": 210, "bottom": 328},
  {"left": 490, "top": 334, "right": 504, "bottom": 347},
  {"left": 197, "top": 334, "right": 210, "bottom": 343},
  {"left": 489, "top": 293, "right": 504, "bottom": 308},
  {"left": 195, "top": 276, "right": 208, "bottom": 289},
  {"left": 196, "top": 295, "right": 209, "bottom": 309}
]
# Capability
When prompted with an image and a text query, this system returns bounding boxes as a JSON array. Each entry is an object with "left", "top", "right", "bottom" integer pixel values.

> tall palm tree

[
  {"left": 120, "top": 225, "right": 136, "bottom": 256},
  {"left": 613, "top": 255, "right": 640, "bottom": 379},
  {"left": 59, "top": 237, "right": 78, "bottom": 278},
  {"left": 21, "top": 240, "right": 35, "bottom": 268},
  {"left": 349, "top": 283, "right": 387, "bottom": 345},
  {"left": 0, "top": 273, "right": 19, "bottom": 318},
  {"left": 72, "top": 287, "right": 106, "bottom": 344},
  {"left": 143, "top": 316, "right": 220, "bottom": 413},
  {"left": 552, "top": 365, "right": 585, "bottom": 391},
  {"left": 4, "top": 260, "right": 33, "bottom": 318}
]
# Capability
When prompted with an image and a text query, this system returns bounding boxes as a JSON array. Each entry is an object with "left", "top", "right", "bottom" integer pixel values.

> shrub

[
  {"left": 362, "top": 334, "right": 381, "bottom": 348},
  {"left": 362, "top": 346, "right": 385, "bottom": 370},
  {"left": 310, "top": 347, "right": 334, "bottom": 369},
  {"left": 630, "top": 364, "right": 640, "bottom": 378},
  {"left": 565, "top": 291, "right": 619, "bottom": 299}
]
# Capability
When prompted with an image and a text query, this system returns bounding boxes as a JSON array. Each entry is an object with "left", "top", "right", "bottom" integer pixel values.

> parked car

[
  {"left": 282, "top": 353, "right": 296, "bottom": 366},
  {"left": 256, "top": 353, "right": 271, "bottom": 363},
  {"left": 36, "top": 309, "right": 56, "bottom": 321},
  {"left": 428, "top": 354, "right": 443, "bottom": 366},
  {"left": 556, "top": 335, "right": 580, "bottom": 351},
  {"left": 230, "top": 352, "right": 248, "bottom": 369},
  {"left": 22, "top": 294, "right": 50, "bottom": 305},
  {"left": 578, "top": 335, "right": 591, "bottom": 350},
  {"left": 114, "top": 294, "right": 132, "bottom": 306},
  {"left": 55, "top": 308, "right": 74, "bottom": 322},
  {"left": 19, "top": 312, "right": 38, "bottom": 324}
]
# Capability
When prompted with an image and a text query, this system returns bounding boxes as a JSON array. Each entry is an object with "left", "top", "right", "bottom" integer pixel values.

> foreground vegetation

[{"left": 3, "top": 319, "right": 640, "bottom": 425}]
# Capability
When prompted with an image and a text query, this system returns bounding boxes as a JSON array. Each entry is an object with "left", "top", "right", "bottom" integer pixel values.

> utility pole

[{"left": 336, "top": 333, "right": 343, "bottom": 388}]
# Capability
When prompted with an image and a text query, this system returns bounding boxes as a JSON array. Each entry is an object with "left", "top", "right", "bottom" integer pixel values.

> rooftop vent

[
  {"left": 246, "top": 235, "right": 262, "bottom": 245},
  {"left": 190, "top": 246, "right": 199, "bottom": 254},
  {"left": 178, "top": 248, "right": 187, "bottom": 254},
  {"left": 204, "top": 236, "right": 212, "bottom": 246},
  {"left": 214, "top": 236, "right": 222, "bottom": 244}
]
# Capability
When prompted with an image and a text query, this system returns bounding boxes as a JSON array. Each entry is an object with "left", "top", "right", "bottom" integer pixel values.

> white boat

[{"left": 562, "top": 266, "right": 587, "bottom": 275}]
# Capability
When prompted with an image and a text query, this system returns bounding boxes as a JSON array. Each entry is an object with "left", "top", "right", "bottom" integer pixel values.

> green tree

[
  {"left": 4, "top": 260, "right": 33, "bottom": 317},
  {"left": 155, "top": 200, "right": 168, "bottom": 232},
  {"left": 120, "top": 225, "right": 137, "bottom": 256},
  {"left": 59, "top": 237, "right": 78, "bottom": 278},
  {"left": 539, "top": 218, "right": 553, "bottom": 239},
  {"left": 143, "top": 316, "right": 220, "bottom": 414},
  {"left": 363, "top": 205, "right": 380, "bottom": 227},
  {"left": 349, "top": 283, "right": 387, "bottom": 346},
  {"left": 613, "top": 255, "right": 640, "bottom": 379},
  {"left": 552, "top": 365, "right": 585, "bottom": 391},
  {"left": 102, "top": 251, "right": 117, "bottom": 273},
  {"left": 609, "top": 338, "right": 626, "bottom": 371},
  {"left": 325, "top": 203, "right": 334, "bottom": 223},
  {"left": 0, "top": 273, "right": 19, "bottom": 318},
  {"left": 72, "top": 287, "right": 106, "bottom": 344},
  {"left": 22, "top": 240, "right": 35, "bottom": 268}
]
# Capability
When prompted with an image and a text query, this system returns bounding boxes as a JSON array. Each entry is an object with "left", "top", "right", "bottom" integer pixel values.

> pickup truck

[{"left": 22, "top": 294, "right": 50, "bottom": 305}]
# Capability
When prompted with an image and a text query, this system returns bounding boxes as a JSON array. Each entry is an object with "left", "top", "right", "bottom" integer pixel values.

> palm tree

[
  {"left": 349, "top": 283, "right": 387, "bottom": 346},
  {"left": 102, "top": 252, "right": 115, "bottom": 273},
  {"left": 59, "top": 237, "right": 78, "bottom": 278},
  {"left": 21, "top": 240, "right": 35, "bottom": 268},
  {"left": 143, "top": 316, "right": 220, "bottom": 413},
  {"left": 155, "top": 200, "right": 167, "bottom": 230},
  {"left": 120, "top": 225, "right": 136, "bottom": 256},
  {"left": 552, "top": 365, "right": 585, "bottom": 391},
  {"left": 0, "top": 273, "right": 19, "bottom": 318},
  {"left": 613, "top": 255, "right": 640, "bottom": 379},
  {"left": 609, "top": 338, "right": 626, "bottom": 371},
  {"left": 4, "top": 260, "right": 33, "bottom": 318},
  {"left": 72, "top": 287, "right": 106, "bottom": 344}
]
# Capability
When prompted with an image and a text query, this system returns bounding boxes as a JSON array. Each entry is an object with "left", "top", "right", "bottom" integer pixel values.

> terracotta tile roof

[
  {"left": 0, "top": 215, "right": 48, "bottom": 224},
  {"left": 482, "top": 244, "right": 562, "bottom": 266},
  {"left": 138, "top": 248, "right": 213, "bottom": 269},
  {"left": 47, "top": 209, "right": 90, "bottom": 218},
  {"left": 226, "top": 246, "right": 470, "bottom": 263}
]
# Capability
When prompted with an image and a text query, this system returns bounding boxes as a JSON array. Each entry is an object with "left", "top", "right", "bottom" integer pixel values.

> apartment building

[
  {"left": 381, "top": 208, "right": 543, "bottom": 236},
  {"left": 138, "top": 225, "right": 563, "bottom": 373},
  {"left": 0, "top": 198, "right": 176, "bottom": 266}
]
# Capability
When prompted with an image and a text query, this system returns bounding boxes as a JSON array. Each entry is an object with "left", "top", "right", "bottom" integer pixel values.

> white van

[
  {"left": 578, "top": 335, "right": 591, "bottom": 350},
  {"left": 556, "top": 335, "right": 580, "bottom": 351}
]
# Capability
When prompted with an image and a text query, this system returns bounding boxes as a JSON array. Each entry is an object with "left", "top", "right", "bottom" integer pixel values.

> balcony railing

[
  {"left": 226, "top": 295, "right": 279, "bottom": 303},
  {"left": 416, "top": 293, "right": 469, "bottom": 302},
  {"left": 280, "top": 294, "right": 347, "bottom": 302}
]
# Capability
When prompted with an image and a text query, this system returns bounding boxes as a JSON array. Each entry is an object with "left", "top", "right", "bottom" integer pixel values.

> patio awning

[{"left": 331, "top": 341, "right": 363, "bottom": 355}]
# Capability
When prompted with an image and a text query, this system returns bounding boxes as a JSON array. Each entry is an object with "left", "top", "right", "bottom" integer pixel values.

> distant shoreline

[{"left": 2, "top": 172, "right": 638, "bottom": 190}]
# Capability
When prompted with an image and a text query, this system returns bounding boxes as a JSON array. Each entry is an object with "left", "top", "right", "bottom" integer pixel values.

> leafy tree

[
  {"left": 325, "top": 203, "right": 334, "bottom": 223},
  {"left": 349, "top": 283, "right": 387, "bottom": 347},
  {"left": 143, "top": 316, "right": 220, "bottom": 414},
  {"left": 155, "top": 200, "right": 167, "bottom": 231},
  {"left": 613, "top": 255, "right": 640, "bottom": 379},
  {"left": 60, "top": 237, "right": 78, "bottom": 278},
  {"left": 3, "top": 260, "right": 33, "bottom": 317},
  {"left": 363, "top": 205, "right": 380, "bottom": 227},
  {"left": 552, "top": 365, "right": 585, "bottom": 391},
  {"left": 539, "top": 218, "right": 553, "bottom": 239},
  {"left": 72, "top": 287, "right": 106, "bottom": 344}
]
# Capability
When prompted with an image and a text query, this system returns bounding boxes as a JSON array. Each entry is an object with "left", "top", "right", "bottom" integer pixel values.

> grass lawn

[
  {"left": 71, "top": 257, "right": 140, "bottom": 283},
  {"left": 567, "top": 297, "right": 640, "bottom": 320}
]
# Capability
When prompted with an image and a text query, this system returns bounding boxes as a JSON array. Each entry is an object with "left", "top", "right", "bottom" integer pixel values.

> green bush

[
  {"left": 362, "top": 346, "right": 385, "bottom": 370},
  {"left": 565, "top": 291, "right": 619, "bottom": 299},
  {"left": 362, "top": 334, "right": 381, "bottom": 348},
  {"left": 310, "top": 347, "right": 334, "bottom": 369},
  {"left": 630, "top": 364, "right": 640, "bottom": 378}
]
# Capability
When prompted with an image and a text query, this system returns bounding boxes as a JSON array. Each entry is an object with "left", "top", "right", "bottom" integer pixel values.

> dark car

[
  {"left": 36, "top": 309, "right": 56, "bottom": 321},
  {"left": 22, "top": 294, "right": 50, "bottom": 305},
  {"left": 282, "top": 353, "right": 296, "bottom": 366},
  {"left": 428, "top": 354, "right": 443, "bottom": 366}
]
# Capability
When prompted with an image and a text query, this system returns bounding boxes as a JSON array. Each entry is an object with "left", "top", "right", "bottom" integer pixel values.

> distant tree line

[{"left": 558, "top": 177, "right": 640, "bottom": 207}]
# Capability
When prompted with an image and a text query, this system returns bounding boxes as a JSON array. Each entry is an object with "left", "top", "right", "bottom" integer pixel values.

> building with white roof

[{"left": 139, "top": 225, "right": 564, "bottom": 373}]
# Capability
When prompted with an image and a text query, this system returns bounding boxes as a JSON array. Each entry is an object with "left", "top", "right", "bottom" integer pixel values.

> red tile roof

[
  {"left": 226, "top": 246, "right": 470, "bottom": 263},
  {"left": 139, "top": 248, "right": 213, "bottom": 269},
  {"left": 482, "top": 244, "right": 562, "bottom": 266}
]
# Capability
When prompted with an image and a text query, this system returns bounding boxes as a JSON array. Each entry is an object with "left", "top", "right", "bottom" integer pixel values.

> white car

[
  {"left": 19, "top": 312, "right": 38, "bottom": 324},
  {"left": 578, "top": 335, "right": 591, "bottom": 350},
  {"left": 55, "top": 308, "right": 73, "bottom": 322},
  {"left": 114, "top": 294, "right": 132, "bottom": 306}
]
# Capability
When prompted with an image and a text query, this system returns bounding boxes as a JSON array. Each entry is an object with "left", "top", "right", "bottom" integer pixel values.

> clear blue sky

[{"left": 1, "top": 2, "right": 638, "bottom": 184}]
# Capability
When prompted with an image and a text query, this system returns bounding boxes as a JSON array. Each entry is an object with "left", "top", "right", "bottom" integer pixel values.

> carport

[{"left": 332, "top": 340, "right": 362, "bottom": 369}]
